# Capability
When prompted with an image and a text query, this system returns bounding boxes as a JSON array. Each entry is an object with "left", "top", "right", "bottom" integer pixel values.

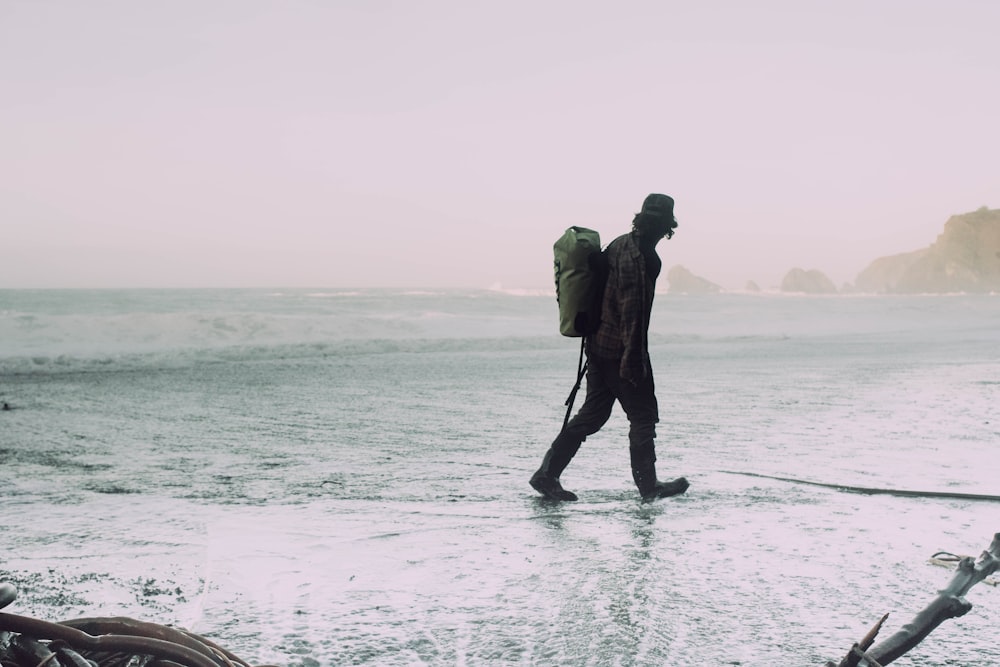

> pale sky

[{"left": 1, "top": 0, "right": 997, "bottom": 290}]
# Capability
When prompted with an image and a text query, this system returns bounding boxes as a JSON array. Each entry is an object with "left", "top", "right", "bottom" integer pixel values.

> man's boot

[
  {"left": 631, "top": 459, "right": 689, "bottom": 502},
  {"left": 529, "top": 442, "right": 579, "bottom": 501}
]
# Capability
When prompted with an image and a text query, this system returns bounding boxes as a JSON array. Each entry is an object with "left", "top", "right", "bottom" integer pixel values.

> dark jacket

[{"left": 588, "top": 231, "right": 657, "bottom": 385}]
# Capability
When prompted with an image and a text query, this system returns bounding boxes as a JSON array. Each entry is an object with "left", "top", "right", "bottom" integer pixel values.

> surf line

[{"left": 721, "top": 471, "right": 1000, "bottom": 503}]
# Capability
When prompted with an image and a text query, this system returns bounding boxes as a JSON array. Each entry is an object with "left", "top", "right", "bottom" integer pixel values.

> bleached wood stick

[{"left": 829, "top": 533, "right": 1000, "bottom": 666}]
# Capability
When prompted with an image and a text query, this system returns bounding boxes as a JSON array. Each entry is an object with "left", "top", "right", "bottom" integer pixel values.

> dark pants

[{"left": 548, "top": 354, "right": 660, "bottom": 473}]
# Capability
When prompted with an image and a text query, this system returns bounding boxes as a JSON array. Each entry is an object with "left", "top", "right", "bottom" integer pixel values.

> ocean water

[{"left": 1, "top": 288, "right": 998, "bottom": 666}]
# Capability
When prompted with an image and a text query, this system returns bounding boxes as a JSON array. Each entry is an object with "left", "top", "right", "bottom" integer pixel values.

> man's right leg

[
  {"left": 613, "top": 367, "right": 689, "bottom": 502},
  {"left": 530, "top": 360, "right": 615, "bottom": 500}
]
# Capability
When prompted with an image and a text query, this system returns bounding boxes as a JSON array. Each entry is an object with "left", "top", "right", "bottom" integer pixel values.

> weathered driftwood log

[
  {"left": 0, "top": 581, "right": 281, "bottom": 667},
  {"left": 828, "top": 532, "right": 1000, "bottom": 666},
  {"left": 0, "top": 611, "right": 224, "bottom": 667},
  {"left": 61, "top": 617, "right": 267, "bottom": 667}
]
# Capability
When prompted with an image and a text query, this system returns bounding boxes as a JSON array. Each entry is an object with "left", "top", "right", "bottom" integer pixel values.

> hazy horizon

[{"left": 2, "top": 1, "right": 997, "bottom": 291}]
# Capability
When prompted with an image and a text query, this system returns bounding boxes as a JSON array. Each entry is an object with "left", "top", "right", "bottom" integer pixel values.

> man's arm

[{"left": 617, "top": 250, "right": 648, "bottom": 385}]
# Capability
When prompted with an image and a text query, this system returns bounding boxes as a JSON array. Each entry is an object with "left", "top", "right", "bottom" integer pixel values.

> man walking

[{"left": 530, "top": 194, "right": 690, "bottom": 502}]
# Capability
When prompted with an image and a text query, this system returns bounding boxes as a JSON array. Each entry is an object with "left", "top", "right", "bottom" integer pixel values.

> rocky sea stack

[
  {"left": 855, "top": 207, "right": 1000, "bottom": 293},
  {"left": 666, "top": 265, "right": 722, "bottom": 294},
  {"left": 781, "top": 268, "right": 838, "bottom": 294}
]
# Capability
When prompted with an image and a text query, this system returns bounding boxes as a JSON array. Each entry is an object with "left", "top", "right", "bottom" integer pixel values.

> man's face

[{"left": 655, "top": 217, "right": 676, "bottom": 240}]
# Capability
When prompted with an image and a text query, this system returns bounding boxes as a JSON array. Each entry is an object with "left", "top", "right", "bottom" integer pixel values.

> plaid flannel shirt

[{"left": 587, "top": 231, "right": 656, "bottom": 385}]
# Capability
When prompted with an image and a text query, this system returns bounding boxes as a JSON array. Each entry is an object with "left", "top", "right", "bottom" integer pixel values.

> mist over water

[{"left": 2, "top": 289, "right": 998, "bottom": 665}]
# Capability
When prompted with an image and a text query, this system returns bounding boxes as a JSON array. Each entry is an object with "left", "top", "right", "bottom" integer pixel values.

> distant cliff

[
  {"left": 781, "top": 268, "right": 837, "bottom": 294},
  {"left": 666, "top": 265, "right": 722, "bottom": 294},
  {"left": 855, "top": 207, "right": 1000, "bottom": 293}
]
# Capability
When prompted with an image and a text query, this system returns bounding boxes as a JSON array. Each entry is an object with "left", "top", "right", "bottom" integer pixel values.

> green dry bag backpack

[{"left": 553, "top": 226, "right": 605, "bottom": 337}]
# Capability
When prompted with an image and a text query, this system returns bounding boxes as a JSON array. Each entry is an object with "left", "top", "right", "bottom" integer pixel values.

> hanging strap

[{"left": 562, "top": 337, "right": 588, "bottom": 430}]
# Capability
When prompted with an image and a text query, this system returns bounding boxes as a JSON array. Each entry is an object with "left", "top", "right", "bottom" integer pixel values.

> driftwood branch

[{"left": 828, "top": 533, "right": 1000, "bottom": 666}]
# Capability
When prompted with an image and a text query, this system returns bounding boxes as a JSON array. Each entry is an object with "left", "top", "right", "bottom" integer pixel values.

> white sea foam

[{"left": 1, "top": 290, "right": 995, "bottom": 374}]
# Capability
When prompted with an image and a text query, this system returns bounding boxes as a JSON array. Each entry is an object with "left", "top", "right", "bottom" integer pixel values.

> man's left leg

[{"left": 530, "top": 358, "right": 615, "bottom": 501}]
